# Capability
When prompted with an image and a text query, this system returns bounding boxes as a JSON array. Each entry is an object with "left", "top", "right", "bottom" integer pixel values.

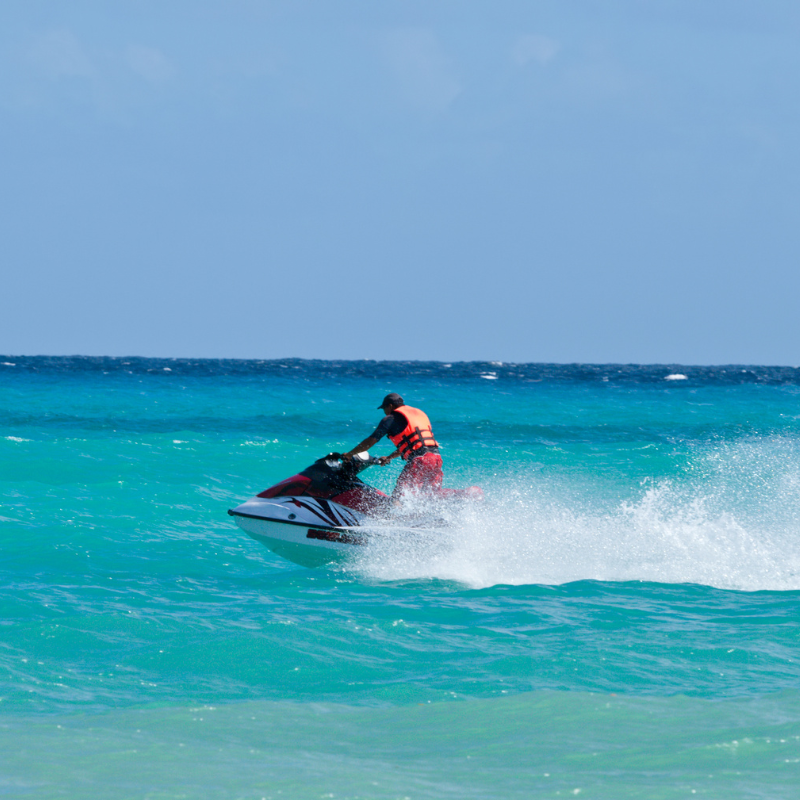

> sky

[{"left": 1, "top": 1, "right": 799, "bottom": 364}]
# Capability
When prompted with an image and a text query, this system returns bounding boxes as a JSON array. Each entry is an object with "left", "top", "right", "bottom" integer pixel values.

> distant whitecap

[
  {"left": 665, "top": 374, "right": 688, "bottom": 381},
  {"left": 480, "top": 373, "right": 498, "bottom": 380},
  {"left": 1, "top": 362, "right": 16, "bottom": 366}
]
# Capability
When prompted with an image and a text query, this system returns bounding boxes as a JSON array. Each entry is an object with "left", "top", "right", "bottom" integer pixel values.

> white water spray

[{"left": 353, "top": 438, "right": 800, "bottom": 591}]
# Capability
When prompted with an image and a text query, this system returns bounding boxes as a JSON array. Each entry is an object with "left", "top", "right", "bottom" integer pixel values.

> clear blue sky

[{"left": 2, "top": 1, "right": 798, "bottom": 364}]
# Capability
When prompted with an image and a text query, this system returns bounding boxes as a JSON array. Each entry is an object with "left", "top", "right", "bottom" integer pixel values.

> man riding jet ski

[
  {"left": 342, "top": 393, "right": 467, "bottom": 502},
  {"left": 228, "top": 396, "right": 482, "bottom": 567}
]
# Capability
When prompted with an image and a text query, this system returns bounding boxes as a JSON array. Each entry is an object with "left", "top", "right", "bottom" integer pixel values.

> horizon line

[{"left": 2, "top": 354, "right": 799, "bottom": 370}]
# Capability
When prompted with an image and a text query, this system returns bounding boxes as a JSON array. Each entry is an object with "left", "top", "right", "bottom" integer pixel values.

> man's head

[{"left": 378, "top": 392, "right": 404, "bottom": 412}]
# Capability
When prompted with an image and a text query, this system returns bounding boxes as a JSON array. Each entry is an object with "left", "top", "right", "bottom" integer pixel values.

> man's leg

[
  {"left": 394, "top": 453, "right": 483, "bottom": 503},
  {"left": 393, "top": 453, "right": 444, "bottom": 500}
]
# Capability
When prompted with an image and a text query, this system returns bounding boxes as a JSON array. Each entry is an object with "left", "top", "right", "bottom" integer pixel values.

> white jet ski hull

[
  {"left": 233, "top": 515, "right": 366, "bottom": 568},
  {"left": 229, "top": 495, "right": 368, "bottom": 568}
]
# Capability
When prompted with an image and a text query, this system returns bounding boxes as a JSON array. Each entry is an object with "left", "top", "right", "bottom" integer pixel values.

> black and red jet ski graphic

[{"left": 228, "top": 453, "right": 482, "bottom": 567}]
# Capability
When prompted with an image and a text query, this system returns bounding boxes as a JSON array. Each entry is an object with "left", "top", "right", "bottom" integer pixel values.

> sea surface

[{"left": 2, "top": 356, "right": 800, "bottom": 799}]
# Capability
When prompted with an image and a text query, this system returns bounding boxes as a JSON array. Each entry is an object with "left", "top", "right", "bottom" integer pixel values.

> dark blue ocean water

[{"left": 2, "top": 357, "right": 800, "bottom": 798}]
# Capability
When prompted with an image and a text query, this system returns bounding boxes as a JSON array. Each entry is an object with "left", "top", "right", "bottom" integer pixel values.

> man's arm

[
  {"left": 377, "top": 449, "right": 401, "bottom": 466},
  {"left": 342, "top": 436, "right": 379, "bottom": 460}
]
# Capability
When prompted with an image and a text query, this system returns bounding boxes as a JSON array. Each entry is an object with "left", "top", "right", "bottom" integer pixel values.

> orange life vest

[{"left": 389, "top": 405, "right": 439, "bottom": 460}]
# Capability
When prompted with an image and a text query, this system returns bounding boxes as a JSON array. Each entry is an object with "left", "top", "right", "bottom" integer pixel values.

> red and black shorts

[{"left": 393, "top": 451, "right": 444, "bottom": 498}]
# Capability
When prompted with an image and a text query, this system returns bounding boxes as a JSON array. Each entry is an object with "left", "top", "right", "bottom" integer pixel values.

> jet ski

[{"left": 228, "top": 452, "right": 482, "bottom": 568}]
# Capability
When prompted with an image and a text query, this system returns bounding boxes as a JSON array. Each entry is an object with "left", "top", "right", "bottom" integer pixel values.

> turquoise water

[{"left": 2, "top": 357, "right": 800, "bottom": 798}]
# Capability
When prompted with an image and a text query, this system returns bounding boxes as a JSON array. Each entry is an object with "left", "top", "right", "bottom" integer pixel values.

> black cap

[{"left": 378, "top": 393, "right": 404, "bottom": 409}]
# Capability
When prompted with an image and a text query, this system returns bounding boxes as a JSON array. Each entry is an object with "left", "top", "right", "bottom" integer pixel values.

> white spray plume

[{"left": 351, "top": 437, "right": 800, "bottom": 592}]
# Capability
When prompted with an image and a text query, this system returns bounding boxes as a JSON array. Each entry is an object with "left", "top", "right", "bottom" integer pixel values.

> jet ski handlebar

[{"left": 324, "top": 452, "right": 382, "bottom": 470}]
